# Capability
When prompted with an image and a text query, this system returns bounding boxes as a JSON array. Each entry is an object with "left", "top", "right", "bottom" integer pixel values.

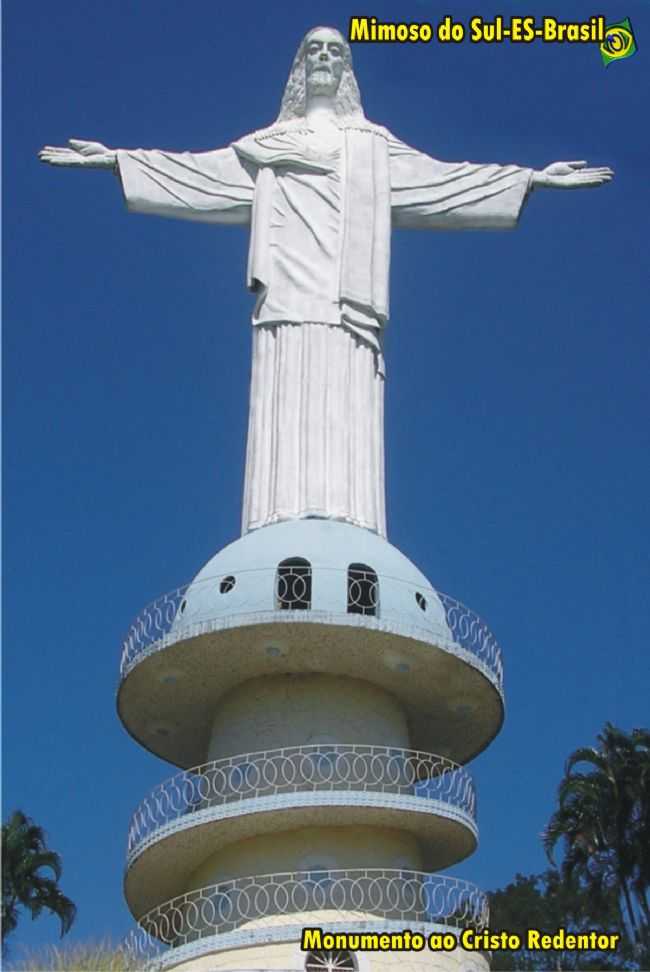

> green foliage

[
  {"left": 488, "top": 870, "right": 626, "bottom": 970},
  {"left": 488, "top": 723, "right": 650, "bottom": 971},
  {"left": 542, "top": 724, "right": 650, "bottom": 954},
  {"left": 2, "top": 811, "right": 76, "bottom": 947}
]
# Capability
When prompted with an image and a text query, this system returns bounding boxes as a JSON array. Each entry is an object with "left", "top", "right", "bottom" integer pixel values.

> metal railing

[
  {"left": 119, "top": 566, "right": 502, "bottom": 688},
  {"left": 126, "top": 745, "right": 476, "bottom": 865},
  {"left": 438, "top": 592, "right": 502, "bottom": 687},
  {"left": 124, "top": 868, "right": 488, "bottom": 964}
]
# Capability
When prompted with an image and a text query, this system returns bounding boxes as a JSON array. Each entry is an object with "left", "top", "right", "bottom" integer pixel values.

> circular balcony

[
  {"left": 124, "top": 868, "right": 489, "bottom": 969},
  {"left": 117, "top": 564, "right": 504, "bottom": 768},
  {"left": 124, "top": 745, "right": 477, "bottom": 917}
]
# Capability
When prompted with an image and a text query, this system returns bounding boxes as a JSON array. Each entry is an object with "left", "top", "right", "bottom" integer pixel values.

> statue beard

[{"left": 306, "top": 68, "right": 340, "bottom": 98}]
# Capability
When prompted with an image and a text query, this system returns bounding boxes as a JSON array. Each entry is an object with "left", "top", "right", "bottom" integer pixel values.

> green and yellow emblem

[{"left": 600, "top": 18, "right": 637, "bottom": 66}]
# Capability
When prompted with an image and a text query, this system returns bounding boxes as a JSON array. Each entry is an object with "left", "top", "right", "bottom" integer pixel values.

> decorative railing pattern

[
  {"left": 124, "top": 868, "right": 488, "bottom": 964},
  {"left": 119, "top": 567, "right": 502, "bottom": 688},
  {"left": 126, "top": 745, "right": 476, "bottom": 864},
  {"left": 438, "top": 592, "right": 502, "bottom": 686}
]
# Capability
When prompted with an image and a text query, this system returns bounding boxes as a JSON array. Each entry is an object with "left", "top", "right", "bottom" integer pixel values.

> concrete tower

[{"left": 119, "top": 516, "right": 503, "bottom": 972}]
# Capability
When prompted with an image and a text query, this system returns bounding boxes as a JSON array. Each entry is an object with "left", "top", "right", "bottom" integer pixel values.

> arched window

[
  {"left": 276, "top": 557, "right": 312, "bottom": 610},
  {"left": 305, "top": 950, "right": 357, "bottom": 972},
  {"left": 347, "top": 563, "right": 378, "bottom": 616}
]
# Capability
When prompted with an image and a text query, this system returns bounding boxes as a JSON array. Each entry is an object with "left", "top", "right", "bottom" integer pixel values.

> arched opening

[
  {"left": 305, "top": 950, "right": 357, "bottom": 972},
  {"left": 276, "top": 557, "right": 312, "bottom": 610},
  {"left": 347, "top": 563, "right": 378, "bottom": 616}
]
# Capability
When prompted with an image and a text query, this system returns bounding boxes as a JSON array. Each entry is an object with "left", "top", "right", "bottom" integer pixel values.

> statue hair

[{"left": 275, "top": 27, "right": 365, "bottom": 122}]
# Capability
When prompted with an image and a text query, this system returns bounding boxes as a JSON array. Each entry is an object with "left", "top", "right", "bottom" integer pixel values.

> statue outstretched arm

[
  {"left": 39, "top": 138, "right": 255, "bottom": 225},
  {"left": 389, "top": 137, "right": 533, "bottom": 230},
  {"left": 388, "top": 137, "right": 613, "bottom": 230}
]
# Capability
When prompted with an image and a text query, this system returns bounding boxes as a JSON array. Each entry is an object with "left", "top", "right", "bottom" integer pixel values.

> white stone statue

[{"left": 39, "top": 27, "right": 612, "bottom": 539}]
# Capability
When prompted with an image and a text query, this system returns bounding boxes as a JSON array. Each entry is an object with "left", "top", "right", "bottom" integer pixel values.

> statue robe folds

[{"left": 117, "top": 122, "right": 532, "bottom": 537}]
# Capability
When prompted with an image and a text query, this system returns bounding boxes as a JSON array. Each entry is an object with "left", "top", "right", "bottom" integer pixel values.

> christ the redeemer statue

[{"left": 40, "top": 27, "right": 612, "bottom": 539}]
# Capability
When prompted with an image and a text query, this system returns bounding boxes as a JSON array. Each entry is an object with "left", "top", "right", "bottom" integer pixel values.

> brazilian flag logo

[{"left": 600, "top": 18, "right": 637, "bottom": 66}]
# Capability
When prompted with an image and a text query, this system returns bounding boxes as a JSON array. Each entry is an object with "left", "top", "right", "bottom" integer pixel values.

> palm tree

[
  {"left": 628, "top": 729, "right": 650, "bottom": 928},
  {"left": 2, "top": 811, "right": 76, "bottom": 946},
  {"left": 542, "top": 723, "right": 650, "bottom": 951}
]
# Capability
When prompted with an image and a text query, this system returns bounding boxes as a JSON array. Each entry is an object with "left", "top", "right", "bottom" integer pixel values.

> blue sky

[{"left": 3, "top": 0, "right": 649, "bottom": 957}]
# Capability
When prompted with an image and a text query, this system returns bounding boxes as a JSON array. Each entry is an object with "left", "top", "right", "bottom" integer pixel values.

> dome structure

[
  {"left": 118, "top": 520, "right": 503, "bottom": 771},
  {"left": 176, "top": 519, "right": 450, "bottom": 637}
]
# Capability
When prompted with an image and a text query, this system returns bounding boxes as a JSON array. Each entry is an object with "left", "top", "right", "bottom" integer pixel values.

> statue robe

[{"left": 117, "top": 121, "right": 532, "bottom": 537}]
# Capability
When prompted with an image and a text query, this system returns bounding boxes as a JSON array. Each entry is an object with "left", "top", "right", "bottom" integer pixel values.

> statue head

[{"left": 276, "top": 26, "right": 365, "bottom": 123}]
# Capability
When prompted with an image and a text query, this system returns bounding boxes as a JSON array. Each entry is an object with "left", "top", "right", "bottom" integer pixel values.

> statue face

[{"left": 304, "top": 28, "right": 345, "bottom": 98}]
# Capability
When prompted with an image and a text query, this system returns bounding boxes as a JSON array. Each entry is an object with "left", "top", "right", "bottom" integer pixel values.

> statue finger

[
  {"left": 40, "top": 149, "right": 87, "bottom": 165},
  {"left": 46, "top": 157, "right": 82, "bottom": 166},
  {"left": 565, "top": 160, "right": 588, "bottom": 169},
  {"left": 40, "top": 150, "right": 77, "bottom": 161}
]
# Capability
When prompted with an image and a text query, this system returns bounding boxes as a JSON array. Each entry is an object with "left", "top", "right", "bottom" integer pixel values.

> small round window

[
  {"left": 219, "top": 575, "right": 236, "bottom": 594},
  {"left": 415, "top": 592, "right": 427, "bottom": 611}
]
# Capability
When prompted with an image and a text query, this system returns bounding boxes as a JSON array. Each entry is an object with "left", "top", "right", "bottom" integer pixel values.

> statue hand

[
  {"left": 533, "top": 160, "right": 614, "bottom": 189},
  {"left": 38, "top": 138, "right": 117, "bottom": 169}
]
